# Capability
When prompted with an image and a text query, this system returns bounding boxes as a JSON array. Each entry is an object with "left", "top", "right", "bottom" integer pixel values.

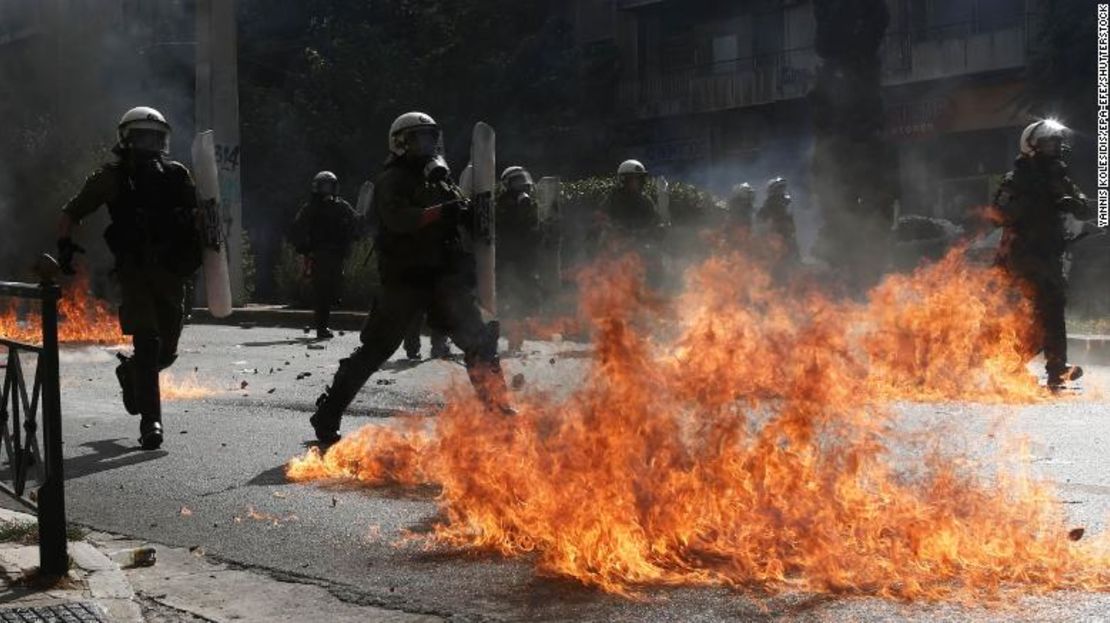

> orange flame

[
  {"left": 289, "top": 248, "right": 1109, "bottom": 600},
  {"left": 161, "top": 371, "right": 221, "bottom": 401},
  {"left": 0, "top": 272, "right": 124, "bottom": 345}
]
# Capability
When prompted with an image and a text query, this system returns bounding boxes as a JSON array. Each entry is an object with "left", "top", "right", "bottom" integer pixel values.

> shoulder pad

[{"left": 84, "top": 163, "right": 124, "bottom": 188}]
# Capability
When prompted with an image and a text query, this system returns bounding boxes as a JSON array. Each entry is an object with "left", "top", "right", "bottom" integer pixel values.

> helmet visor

[
  {"left": 313, "top": 179, "right": 338, "bottom": 196},
  {"left": 1036, "top": 136, "right": 1066, "bottom": 158},
  {"left": 125, "top": 128, "right": 169, "bottom": 155},
  {"left": 624, "top": 175, "right": 645, "bottom": 192},
  {"left": 507, "top": 171, "right": 534, "bottom": 193},
  {"left": 403, "top": 127, "right": 443, "bottom": 158}
]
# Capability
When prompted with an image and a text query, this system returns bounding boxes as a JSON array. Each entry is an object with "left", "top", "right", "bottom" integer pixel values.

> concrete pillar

[{"left": 195, "top": 0, "right": 244, "bottom": 303}]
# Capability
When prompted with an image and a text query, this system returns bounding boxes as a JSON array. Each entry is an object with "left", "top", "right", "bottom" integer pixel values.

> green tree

[{"left": 237, "top": 1, "right": 582, "bottom": 300}]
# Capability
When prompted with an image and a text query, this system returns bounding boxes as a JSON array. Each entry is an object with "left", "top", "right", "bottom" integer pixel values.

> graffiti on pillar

[
  {"left": 215, "top": 143, "right": 241, "bottom": 173},
  {"left": 213, "top": 143, "right": 242, "bottom": 237}
]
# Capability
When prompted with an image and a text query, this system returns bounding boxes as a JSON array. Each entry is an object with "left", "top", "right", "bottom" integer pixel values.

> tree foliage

[{"left": 237, "top": 1, "right": 583, "bottom": 297}]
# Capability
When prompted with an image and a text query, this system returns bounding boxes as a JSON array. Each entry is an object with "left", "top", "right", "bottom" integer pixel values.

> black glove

[
  {"left": 443, "top": 198, "right": 473, "bottom": 224},
  {"left": 57, "top": 237, "right": 85, "bottom": 275}
]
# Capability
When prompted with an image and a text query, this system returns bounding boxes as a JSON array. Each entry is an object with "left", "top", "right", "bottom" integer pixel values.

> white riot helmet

[
  {"left": 732, "top": 183, "right": 755, "bottom": 202},
  {"left": 1020, "top": 119, "right": 1070, "bottom": 158},
  {"left": 312, "top": 171, "right": 338, "bottom": 196},
  {"left": 767, "top": 177, "right": 788, "bottom": 197},
  {"left": 617, "top": 159, "right": 648, "bottom": 178},
  {"left": 500, "top": 166, "right": 534, "bottom": 192},
  {"left": 389, "top": 112, "right": 442, "bottom": 158},
  {"left": 118, "top": 106, "right": 171, "bottom": 155}
]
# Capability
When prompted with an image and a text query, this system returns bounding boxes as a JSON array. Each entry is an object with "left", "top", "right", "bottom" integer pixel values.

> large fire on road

[
  {"left": 288, "top": 249, "right": 1109, "bottom": 600},
  {"left": 0, "top": 272, "right": 124, "bottom": 345}
]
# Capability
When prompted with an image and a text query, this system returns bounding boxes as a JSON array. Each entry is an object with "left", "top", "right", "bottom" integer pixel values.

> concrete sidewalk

[
  {"left": 0, "top": 508, "right": 140, "bottom": 622},
  {"left": 87, "top": 533, "right": 439, "bottom": 622},
  {"left": 0, "top": 509, "right": 438, "bottom": 622}
]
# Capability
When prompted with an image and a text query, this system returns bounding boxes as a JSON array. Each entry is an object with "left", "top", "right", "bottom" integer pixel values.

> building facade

[{"left": 576, "top": 0, "right": 1038, "bottom": 232}]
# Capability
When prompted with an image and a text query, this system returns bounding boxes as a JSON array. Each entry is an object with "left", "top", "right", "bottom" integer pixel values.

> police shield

[
  {"left": 656, "top": 176, "right": 672, "bottom": 226},
  {"left": 536, "top": 176, "right": 561, "bottom": 224},
  {"left": 470, "top": 122, "right": 496, "bottom": 316},
  {"left": 191, "top": 131, "right": 233, "bottom": 319}
]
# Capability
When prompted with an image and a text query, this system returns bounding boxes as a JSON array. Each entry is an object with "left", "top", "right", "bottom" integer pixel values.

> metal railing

[{"left": 0, "top": 257, "right": 68, "bottom": 575}]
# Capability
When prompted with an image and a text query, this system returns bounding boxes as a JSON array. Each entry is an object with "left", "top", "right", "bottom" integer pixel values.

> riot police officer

[
  {"left": 726, "top": 183, "right": 756, "bottom": 230},
  {"left": 598, "top": 159, "right": 666, "bottom": 285},
  {"left": 496, "top": 166, "right": 543, "bottom": 352},
  {"left": 604, "top": 160, "right": 660, "bottom": 235},
  {"left": 994, "top": 119, "right": 1093, "bottom": 389},
  {"left": 56, "top": 107, "right": 202, "bottom": 450},
  {"left": 310, "top": 112, "right": 512, "bottom": 444},
  {"left": 757, "top": 177, "right": 799, "bottom": 264},
  {"left": 288, "top": 171, "right": 360, "bottom": 339}
]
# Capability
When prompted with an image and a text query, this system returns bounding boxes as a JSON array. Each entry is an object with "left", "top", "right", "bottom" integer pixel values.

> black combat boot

[
  {"left": 308, "top": 346, "right": 379, "bottom": 445},
  {"left": 133, "top": 336, "right": 164, "bottom": 450},
  {"left": 115, "top": 353, "right": 139, "bottom": 415},
  {"left": 315, "top": 305, "right": 334, "bottom": 340},
  {"left": 139, "top": 417, "right": 164, "bottom": 450},
  {"left": 430, "top": 331, "right": 451, "bottom": 359},
  {"left": 310, "top": 391, "right": 343, "bottom": 446},
  {"left": 404, "top": 332, "right": 421, "bottom": 360},
  {"left": 1048, "top": 365, "right": 1084, "bottom": 390},
  {"left": 464, "top": 321, "right": 516, "bottom": 415}
]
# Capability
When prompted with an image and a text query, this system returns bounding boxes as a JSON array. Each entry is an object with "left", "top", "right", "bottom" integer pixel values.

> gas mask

[{"left": 424, "top": 155, "right": 451, "bottom": 183}]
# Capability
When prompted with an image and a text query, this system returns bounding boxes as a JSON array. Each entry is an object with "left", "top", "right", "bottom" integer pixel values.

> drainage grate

[{"left": 0, "top": 602, "right": 107, "bottom": 622}]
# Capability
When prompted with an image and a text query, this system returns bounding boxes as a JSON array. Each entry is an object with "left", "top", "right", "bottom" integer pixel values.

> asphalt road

[{"left": 37, "top": 325, "right": 1110, "bottom": 621}]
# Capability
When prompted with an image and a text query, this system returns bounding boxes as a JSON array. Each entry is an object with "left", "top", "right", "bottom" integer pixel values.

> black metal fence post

[
  {"left": 0, "top": 256, "right": 69, "bottom": 575},
  {"left": 36, "top": 276, "right": 67, "bottom": 575}
]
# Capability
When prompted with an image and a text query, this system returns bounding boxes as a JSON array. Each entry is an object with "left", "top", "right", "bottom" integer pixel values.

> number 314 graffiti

[{"left": 215, "top": 144, "right": 241, "bottom": 172}]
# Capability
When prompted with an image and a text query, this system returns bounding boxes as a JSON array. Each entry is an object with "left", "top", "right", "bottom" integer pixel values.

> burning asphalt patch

[{"left": 288, "top": 249, "right": 1110, "bottom": 601}]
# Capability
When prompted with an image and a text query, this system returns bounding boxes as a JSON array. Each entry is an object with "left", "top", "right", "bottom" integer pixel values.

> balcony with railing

[
  {"left": 881, "top": 13, "right": 1036, "bottom": 84},
  {"left": 617, "top": 14, "right": 1036, "bottom": 119},
  {"left": 617, "top": 45, "right": 818, "bottom": 119}
]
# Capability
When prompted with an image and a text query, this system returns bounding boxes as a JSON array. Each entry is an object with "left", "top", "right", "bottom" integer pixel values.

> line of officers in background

[
  {"left": 289, "top": 111, "right": 802, "bottom": 445},
  {"left": 288, "top": 156, "right": 801, "bottom": 346}
]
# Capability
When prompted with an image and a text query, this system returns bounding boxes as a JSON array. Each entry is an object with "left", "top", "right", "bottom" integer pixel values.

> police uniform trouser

[
  {"left": 117, "top": 261, "right": 186, "bottom": 426},
  {"left": 403, "top": 312, "right": 449, "bottom": 357},
  {"left": 313, "top": 275, "right": 504, "bottom": 433},
  {"left": 403, "top": 315, "right": 423, "bottom": 357},
  {"left": 1013, "top": 255, "right": 1068, "bottom": 378},
  {"left": 311, "top": 252, "right": 345, "bottom": 331}
]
